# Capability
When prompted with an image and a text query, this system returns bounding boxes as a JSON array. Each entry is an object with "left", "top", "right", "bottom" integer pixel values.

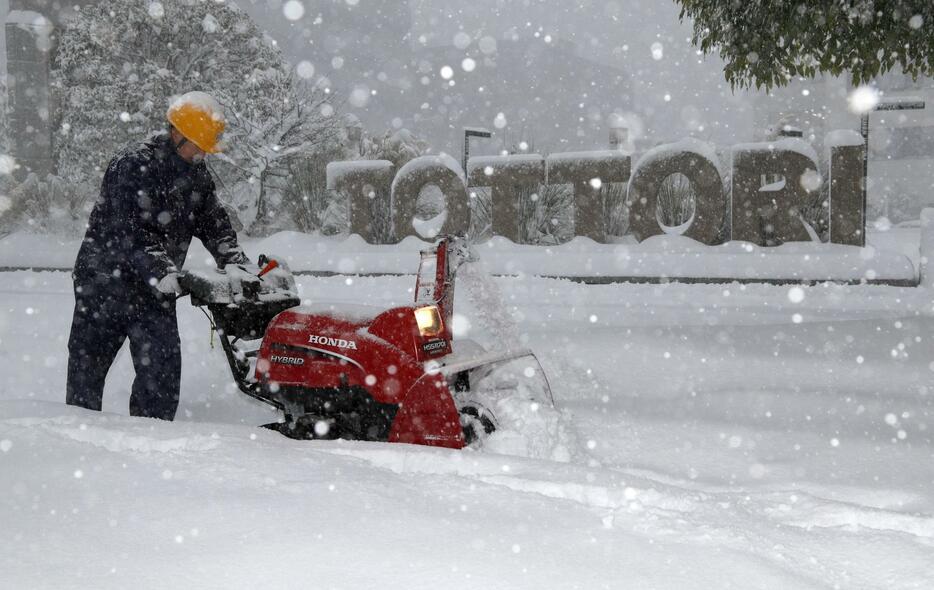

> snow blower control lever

[{"left": 257, "top": 259, "right": 279, "bottom": 277}]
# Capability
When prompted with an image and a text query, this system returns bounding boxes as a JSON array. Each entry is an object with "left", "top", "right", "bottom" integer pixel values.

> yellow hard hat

[{"left": 166, "top": 91, "right": 226, "bottom": 154}]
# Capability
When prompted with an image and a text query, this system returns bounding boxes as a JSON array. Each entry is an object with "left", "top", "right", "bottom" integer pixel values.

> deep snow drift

[{"left": 2, "top": 256, "right": 933, "bottom": 588}]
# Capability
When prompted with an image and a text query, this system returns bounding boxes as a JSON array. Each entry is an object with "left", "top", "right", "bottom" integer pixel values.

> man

[{"left": 66, "top": 91, "right": 249, "bottom": 421}]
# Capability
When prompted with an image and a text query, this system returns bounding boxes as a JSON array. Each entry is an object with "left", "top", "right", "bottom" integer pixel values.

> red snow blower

[{"left": 181, "top": 237, "right": 553, "bottom": 449}]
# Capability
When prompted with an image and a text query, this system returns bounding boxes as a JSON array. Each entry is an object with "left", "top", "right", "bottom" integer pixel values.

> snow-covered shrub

[
  {"left": 281, "top": 147, "right": 346, "bottom": 233},
  {"left": 867, "top": 178, "right": 930, "bottom": 227},
  {"left": 360, "top": 128, "right": 428, "bottom": 169},
  {"left": 319, "top": 191, "right": 350, "bottom": 236},
  {"left": 468, "top": 186, "right": 493, "bottom": 240},
  {"left": 0, "top": 173, "right": 90, "bottom": 237},
  {"left": 793, "top": 148, "right": 831, "bottom": 242},
  {"left": 799, "top": 181, "right": 830, "bottom": 242},
  {"left": 521, "top": 183, "right": 574, "bottom": 245},
  {"left": 467, "top": 183, "right": 574, "bottom": 245},
  {"left": 657, "top": 172, "right": 695, "bottom": 228},
  {"left": 603, "top": 182, "right": 630, "bottom": 237}
]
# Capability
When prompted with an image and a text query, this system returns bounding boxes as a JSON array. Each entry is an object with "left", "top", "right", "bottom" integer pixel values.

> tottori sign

[
  {"left": 327, "top": 133, "right": 866, "bottom": 247},
  {"left": 4, "top": 4, "right": 868, "bottom": 250}
]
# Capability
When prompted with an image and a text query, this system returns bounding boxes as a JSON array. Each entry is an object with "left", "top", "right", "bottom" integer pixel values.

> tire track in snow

[
  {"left": 3, "top": 414, "right": 222, "bottom": 454},
  {"left": 319, "top": 444, "right": 934, "bottom": 542},
  {"left": 317, "top": 444, "right": 934, "bottom": 588}
]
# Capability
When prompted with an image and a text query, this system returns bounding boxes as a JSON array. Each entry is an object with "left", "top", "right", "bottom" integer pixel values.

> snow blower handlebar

[{"left": 177, "top": 256, "right": 298, "bottom": 309}]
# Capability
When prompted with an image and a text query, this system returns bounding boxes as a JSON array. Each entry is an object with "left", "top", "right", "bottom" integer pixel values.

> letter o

[
  {"left": 391, "top": 154, "right": 469, "bottom": 242},
  {"left": 627, "top": 144, "right": 725, "bottom": 244}
]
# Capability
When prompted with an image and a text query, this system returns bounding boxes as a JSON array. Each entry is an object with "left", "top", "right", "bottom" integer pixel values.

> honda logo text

[{"left": 309, "top": 334, "right": 358, "bottom": 350}]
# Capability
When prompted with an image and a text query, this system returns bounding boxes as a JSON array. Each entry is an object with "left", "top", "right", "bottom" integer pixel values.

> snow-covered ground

[{"left": 2, "top": 257, "right": 934, "bottom": 588}]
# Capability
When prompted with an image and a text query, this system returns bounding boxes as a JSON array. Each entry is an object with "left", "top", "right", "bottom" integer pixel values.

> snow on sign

[{"left": 329, "top": 131, "right": 866, "bottom": 248}]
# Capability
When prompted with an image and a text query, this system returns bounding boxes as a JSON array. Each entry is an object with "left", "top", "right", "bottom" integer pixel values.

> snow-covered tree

[
  {"left": 676, "top": 1, "right": 934, "bottom": 89},
  {"left": 50, "top": 0, "right": 338, "bottom": 233},
  {"left": 216, "top": 76, "right": 341, "bottom": 235},
  {"left": 519, "top": 183, "right": 574, "bottom": 245},
  {"left": 52, "top": 0, "right": 270, "bottom": 188},
  {"left": 360, "top": 128, "right": 429, "bottom": 169}
]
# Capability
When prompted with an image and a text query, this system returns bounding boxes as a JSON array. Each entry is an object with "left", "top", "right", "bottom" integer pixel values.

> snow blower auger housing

[{"left": 182, "top": 237, "right": 554, "bottom": 450}]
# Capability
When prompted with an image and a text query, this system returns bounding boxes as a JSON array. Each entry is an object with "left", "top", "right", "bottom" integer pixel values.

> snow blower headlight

[{"left": 415, "top": 305, "right": 443, "bottom": 337}]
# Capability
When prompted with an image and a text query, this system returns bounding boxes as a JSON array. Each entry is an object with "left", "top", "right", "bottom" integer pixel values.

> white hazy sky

[
  {"left": 2, "top": 0, "right": 891, "bottom": 154},
  {"left": 236, "top": 0, "right": 761, "bottom": 152}
]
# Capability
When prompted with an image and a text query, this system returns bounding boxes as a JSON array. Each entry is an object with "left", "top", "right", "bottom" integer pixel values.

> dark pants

[{"left": 66, "top": 273, "right": 181, "bottom": 420}]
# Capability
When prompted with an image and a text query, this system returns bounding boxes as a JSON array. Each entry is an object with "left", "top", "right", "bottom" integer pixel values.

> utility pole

[{"left": 462, "top": 127, "right": 491, "bottom": 177}]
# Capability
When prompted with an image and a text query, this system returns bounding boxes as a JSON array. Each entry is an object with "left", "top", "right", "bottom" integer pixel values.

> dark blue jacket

[{"left": 74, "top": 132, "right": 247, "bottom": 286}]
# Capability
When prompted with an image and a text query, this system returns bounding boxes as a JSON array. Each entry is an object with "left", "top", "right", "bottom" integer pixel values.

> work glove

[{"left": 156, "top": 272, "right": 183, "bottom": 295}]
